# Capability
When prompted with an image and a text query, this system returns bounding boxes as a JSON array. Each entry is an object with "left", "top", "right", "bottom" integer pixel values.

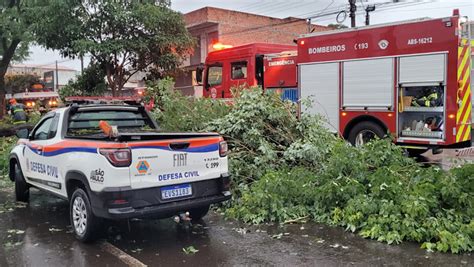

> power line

[
  {"left": 219, "top": 0, "right": 440, "bottom": 37},
  {"left": 259, "top": 2, "right": 301, "bottom": 14},
  {"left": 295, "top": 3, "right": 348, "bottom": 18},
  {"left": 375, "top": 3, "right": 472, "bottom": 13},
  {"left": 236, "top": 1, "right": 269, "bottom": 11},
  {"left": 264, "top": 1, "right": 319, "bottom": 15},
  {"left": 239, "top": 1, "right": 284, "bottom": 12}
]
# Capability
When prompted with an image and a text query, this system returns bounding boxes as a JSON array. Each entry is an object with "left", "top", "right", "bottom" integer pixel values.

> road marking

[{"left": 100, "top": 241, "right": 147, "bottom": 267}]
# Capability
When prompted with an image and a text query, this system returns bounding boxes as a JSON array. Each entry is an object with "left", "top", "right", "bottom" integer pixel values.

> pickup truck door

[{"left": 24, "top": 113, "right": 62, "bottom": 192}]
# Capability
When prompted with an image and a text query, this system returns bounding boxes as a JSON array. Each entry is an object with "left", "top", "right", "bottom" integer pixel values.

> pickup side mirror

[
  {"left": 195, "top": 65, "right": 203, "bottom": 86},
  {"left": 16, "top": 128, "right": 29, "bottom": 139}
]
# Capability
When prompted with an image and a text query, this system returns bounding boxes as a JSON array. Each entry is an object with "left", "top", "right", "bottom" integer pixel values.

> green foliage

[
  {"left": 34, "top": 0, "right": 194, "bottom": 95},
  {"left": 59, "top": 62, "right": 106, "bottom": 101},
  {"left": 0, "top": 137, "right": 16, "bottom": 178},
  {"left": 0, "top": 0, "right": 51, "bottom": 115},
  {"left": 228, "top": 143, "right": 474, "bottom": 253},
  {"left": 206, "top": 87, "right": 337, "bottom": 187},
  {"left": 327, "top": 23, "right": 349, "bottom": 29},
  {"left": 5, "top": 73, "right": 40, "bottom": 94},
  {"left": 0, "top": 0, "right": 34, "bottom": 64},
  {"left": 145, "top": 84, "right": 474, "bottom": 253},
  {"left": 147, "top": 78, "right": 230, "bottom": 132}
]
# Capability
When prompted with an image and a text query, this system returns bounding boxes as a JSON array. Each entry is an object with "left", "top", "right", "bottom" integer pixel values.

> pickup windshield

[{"left": 67, "top": 109, "right": 156, "bottom": 137}]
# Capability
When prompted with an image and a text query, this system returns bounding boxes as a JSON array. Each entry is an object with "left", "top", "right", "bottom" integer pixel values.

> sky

[{"left": 23, "top": 0, "right": 474, "bottom": 71}]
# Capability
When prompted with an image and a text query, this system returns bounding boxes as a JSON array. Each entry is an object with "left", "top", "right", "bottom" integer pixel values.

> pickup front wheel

[
  {"left": 14, "top": 163, "right": 29, "bottom": 202},
  {"left": 70, "top": 188, "right": 101, "bottom": 242}
]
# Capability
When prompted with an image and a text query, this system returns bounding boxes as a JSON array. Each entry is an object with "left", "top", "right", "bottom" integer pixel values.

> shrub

[
  {"left": 146, "top": 78, "right": 230, "bottom": 132},
  {"left": 149, "top": 82, "right": 474, "bottom": 253},
  {"left": 0, "top": 137, "right": 17, "bottom": 178}
]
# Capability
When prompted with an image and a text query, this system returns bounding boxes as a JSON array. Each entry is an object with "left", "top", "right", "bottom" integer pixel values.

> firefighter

[{"left": 8, "top": 98, "right": 27, "bottom": 125}]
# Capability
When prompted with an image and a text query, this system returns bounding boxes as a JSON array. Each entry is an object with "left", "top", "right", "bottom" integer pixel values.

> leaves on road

[
  {"left": 7, "top": 229, "right": 25, "bottom": 235},
  {"left": 182, "top": 246, "right": 199, "bottom": 255}
]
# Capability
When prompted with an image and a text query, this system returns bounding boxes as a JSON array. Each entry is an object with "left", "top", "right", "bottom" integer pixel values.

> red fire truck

[
  {"left": 201, "top": 43, "right": 298, "bottom": 101},
  {"left": 199, "top": 10, "right": 472, "bottom": 154}
]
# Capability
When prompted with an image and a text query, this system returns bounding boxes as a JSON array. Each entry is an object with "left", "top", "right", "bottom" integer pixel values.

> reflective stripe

[
  {"left": 13, "top": 121, "right": 26, "bottom": 124},
  {"left": 456, "top": 39, "right": 472, "bottom": 142}
]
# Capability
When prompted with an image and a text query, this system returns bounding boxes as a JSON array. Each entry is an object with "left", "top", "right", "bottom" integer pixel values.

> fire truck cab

[
  {"left": 200, "top": 43, "right": 297, "bottom": 100},
  {"left": 298, "top": 10, "right": 471, "bottom": 153}
]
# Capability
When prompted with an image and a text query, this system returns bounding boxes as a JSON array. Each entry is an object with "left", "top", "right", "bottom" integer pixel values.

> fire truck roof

[{"left": 299, "top": 16, "right": 443, "bottom": 39}]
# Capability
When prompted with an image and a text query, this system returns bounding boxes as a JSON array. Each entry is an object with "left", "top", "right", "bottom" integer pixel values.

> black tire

[
  {"left": 69, "top": 188, "right": 102, "bottom": 243},
  {"left": 14, "top": 163, "right": 29, "bottom": 202},
  {"left": 406, "top": 148, "right": 429, "bottom": 157},
  {"left": 189, "top": 205, "right": 210, "bottom": 222},
  {"left": 348, "top": 121, "right": 386, "bottom": 147}
]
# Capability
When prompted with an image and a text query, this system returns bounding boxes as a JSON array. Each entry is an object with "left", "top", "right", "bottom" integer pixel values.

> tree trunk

[
  {"left": 0, "top": 78, "right": 5, "bottom": 119},
  {"left": 0, "top": 38, "right": 21, "bottom": 118},
  {"left": 105, "top": 63, "right": 116, "bottom": 97}
]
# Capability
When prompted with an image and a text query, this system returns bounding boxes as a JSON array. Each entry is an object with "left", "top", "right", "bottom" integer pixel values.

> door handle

[
  {"left": 169, "top": 142, "right": 190, "bottom": 150},
  {"left": 37, "top": 146, "right": 43, "bottom": 154}
]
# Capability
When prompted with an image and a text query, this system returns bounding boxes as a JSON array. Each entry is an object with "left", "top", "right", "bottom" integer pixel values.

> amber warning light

[{"left": 212, "top": 42, "right": 233, "bottom": 50}]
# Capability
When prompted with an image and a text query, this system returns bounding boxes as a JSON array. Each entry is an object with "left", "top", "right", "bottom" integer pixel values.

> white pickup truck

[{"left": 9, "top": 104, "right": 231, "bottom": 242}]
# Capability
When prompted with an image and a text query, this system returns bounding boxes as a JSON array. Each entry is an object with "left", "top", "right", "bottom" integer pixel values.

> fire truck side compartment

[{"left": 299, "top": 62, "right": 339, "bottom": 133}]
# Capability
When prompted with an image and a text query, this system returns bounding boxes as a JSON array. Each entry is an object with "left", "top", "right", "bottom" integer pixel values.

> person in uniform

[{"left": 8, "top": 98, "right": 27, "bottom": 125}]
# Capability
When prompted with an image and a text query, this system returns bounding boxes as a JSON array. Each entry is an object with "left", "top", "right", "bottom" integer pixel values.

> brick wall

[{"left": 185, "top": 7, "right": 329, "bottom": 48}]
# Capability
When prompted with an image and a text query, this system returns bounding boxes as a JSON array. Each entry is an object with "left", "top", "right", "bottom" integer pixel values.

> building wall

[{"left": 7, "top": 65, "right": 79, "bottom": 90}]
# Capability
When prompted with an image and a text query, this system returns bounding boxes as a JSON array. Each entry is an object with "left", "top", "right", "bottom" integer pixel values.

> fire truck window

[
  {"left": 208, "top": 65, "right": 222, "bottom": 86},
  {"left": 231, "top": 62, "right": 247, "bottom": 80}
]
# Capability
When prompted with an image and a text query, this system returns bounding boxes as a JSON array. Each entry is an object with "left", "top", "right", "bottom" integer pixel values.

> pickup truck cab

[{"left": 9, "top": 104, "right": 231, "bottom": 242}]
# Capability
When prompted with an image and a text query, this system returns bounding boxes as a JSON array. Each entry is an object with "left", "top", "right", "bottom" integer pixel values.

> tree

[
  {"left": 34, "top": 1, "right": 194, "bottom": 96},
  {"left": 5, "top": 73, "right": 40, "bottom": 94},
  {"left": 0, "top": 0, "right": 38, "bottom": 117},
  {"left": 59, "top": 62, "right": 107, "bottom": 101},
  {"left": 327, "top": 23, "right": 349, "bottom": 29}
]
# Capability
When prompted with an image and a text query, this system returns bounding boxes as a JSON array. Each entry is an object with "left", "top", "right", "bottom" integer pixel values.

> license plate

[{"left": 161, "top": 184, "right": 192, "bottom": 200}]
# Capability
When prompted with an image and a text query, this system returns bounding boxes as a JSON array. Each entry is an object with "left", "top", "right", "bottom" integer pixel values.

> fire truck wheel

[
  {"left": 348, "top": 121, "right": 385, "bottom": 147},
  {"left": 406, "top": 148, "right": 429, "bottom": 157}
]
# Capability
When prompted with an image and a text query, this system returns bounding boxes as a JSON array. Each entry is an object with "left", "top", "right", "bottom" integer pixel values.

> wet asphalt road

[{"left": 0, "top": 150, "right": 473, "bottom": 267}]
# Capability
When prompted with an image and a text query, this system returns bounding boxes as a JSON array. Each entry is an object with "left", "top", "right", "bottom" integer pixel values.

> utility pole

[
  {"left": 365, "top": 5, "right": 376, "bottom": 26},
  {"left": 55, "top": 60, "right": 59, "bottom": 92},
  {"left": 80, "top": 55, "right": 84, "bottom": 74},
  {"left": 349, "top": 0, "right": 357, "bottom": 27},
  {"left": 307, "top": 18, "right": 312, "bottom": 33}
]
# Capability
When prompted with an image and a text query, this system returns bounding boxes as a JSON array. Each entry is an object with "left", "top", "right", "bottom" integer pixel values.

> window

[
  {"left": 32, "top": 117, "right": 54, "bottom": 141},
  {"left": 48, "top": 114, "right": 60, "bottom": 139},
  {"left": 207, "top": 65, "right": 222, "bottom": 86},
  {"left": 231, "top": 61, "right": 247, "bottom": 80},
  {"left": 67, "top": 110, "right": 155, "bottom": 137}
]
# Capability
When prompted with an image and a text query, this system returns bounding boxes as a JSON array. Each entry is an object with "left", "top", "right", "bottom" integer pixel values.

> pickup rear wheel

[
  {"left": 189, "top": 205, "right": 210, "bottom": 222},
  {"left": 14, "top": 163, "right": 29, "bottom": 202},
  {"left": 70, "top": 188, "right": 101, "bottom": 243}
]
